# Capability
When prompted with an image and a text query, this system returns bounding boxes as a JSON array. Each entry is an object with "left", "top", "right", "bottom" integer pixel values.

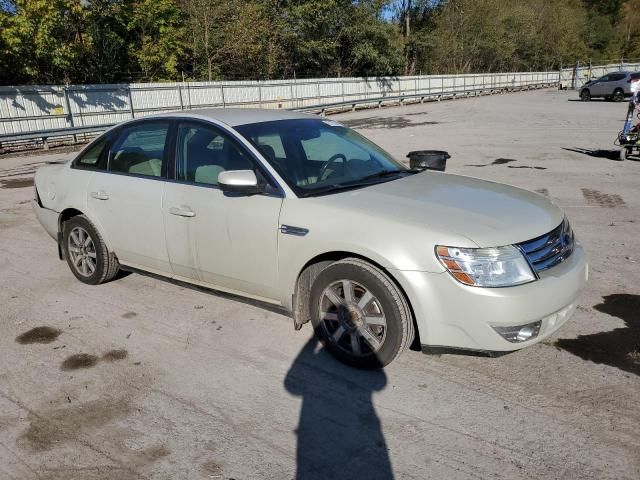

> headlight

[{"left": 435, "top": 245, "right": 535, "bottom": 287}]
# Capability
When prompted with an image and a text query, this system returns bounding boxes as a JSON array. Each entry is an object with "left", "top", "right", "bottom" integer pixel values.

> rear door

[
  {"left": 87, "top": 120, "right": 172, "bottom": 274},
  {"left": 163, "top": 120, "right": 283, "bottom": 300},
  {"left": 590, "top": 75, "right": 608, "bottom": 96}
]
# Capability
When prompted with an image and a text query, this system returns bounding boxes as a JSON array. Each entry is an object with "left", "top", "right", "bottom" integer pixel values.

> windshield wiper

[
  {"left": 298, "top": 183, "right": 368, "bottom": 197},
  {"left": 299, "top": 170, "right": 411, "bottom": 197},
  {"left": 344, "top": 169, "right": 408, "bottom": 184}
]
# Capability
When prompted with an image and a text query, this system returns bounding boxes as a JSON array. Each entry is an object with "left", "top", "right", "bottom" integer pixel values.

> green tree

[
  {"left": 0, "top": 0, "right": 86, "bottom": 84},
  {"left": 127, "top": 0, "right": 185, "bottom": 81}
]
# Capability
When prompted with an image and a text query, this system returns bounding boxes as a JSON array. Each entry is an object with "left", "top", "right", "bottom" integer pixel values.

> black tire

[
  {"left": 613, "top": 88, "right": 624, "bottom": 102},
  {"left": 309, "top": 258, "right": 414, "bottom": 369},
  {"left": 580, "top": 89, "right": 591, "bottom": 101},
  {"left": 63, "top": 215, "right": 119, "bottom": 285}
]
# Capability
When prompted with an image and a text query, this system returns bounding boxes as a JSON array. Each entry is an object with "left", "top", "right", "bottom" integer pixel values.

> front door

[
  {"left": 87, "top": 120, "right": 171, "bottom": 274},
  {"left": 164, "top": 121, "right": 283, "bottom": 301}
]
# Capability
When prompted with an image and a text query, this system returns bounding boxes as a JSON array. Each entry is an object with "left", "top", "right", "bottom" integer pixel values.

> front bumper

[{"left": 391, "top": 243, "right": 588, "bottom": 352}]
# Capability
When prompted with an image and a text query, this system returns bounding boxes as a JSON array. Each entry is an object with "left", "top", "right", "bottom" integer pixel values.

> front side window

[
  {"left": 175, "top": 123, "right": 254, "bottom": 186},
  {"left": 75, "top": 136, "right": 109, "bottom": 170},
  {"left": 109, "top": 122, "right": 169, "bottom": 178},
  {"left": 235, "top": 119, "right": 409, "bottom": 196}
]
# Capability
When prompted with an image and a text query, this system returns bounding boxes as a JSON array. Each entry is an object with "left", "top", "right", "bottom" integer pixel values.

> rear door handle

[
  {"left": 169, "top": 206, "right": 196, "bottom": 218},
  {"left": 90, "top": 190, "right": 109, "bottom": 200}
]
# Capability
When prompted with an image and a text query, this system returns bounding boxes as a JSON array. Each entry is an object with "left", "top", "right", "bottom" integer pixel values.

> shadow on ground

[
  {"left": 285, "top": 338, "right": 393, "bottom": 480},
  {"left": 554, "top": 294, "right": 640, "bottom": 376},
  {"left": 562, "top": 147, "right": 621, "bottom": 161}
]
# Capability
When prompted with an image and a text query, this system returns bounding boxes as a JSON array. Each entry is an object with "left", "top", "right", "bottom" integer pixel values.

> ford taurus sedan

[{"left": 33, "top": 109, "right": 588, "bottom": 368}]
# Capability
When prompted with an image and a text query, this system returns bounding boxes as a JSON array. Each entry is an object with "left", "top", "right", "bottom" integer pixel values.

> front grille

[{"left": 517, "top": 218, "right": 575, "bottom": 274}]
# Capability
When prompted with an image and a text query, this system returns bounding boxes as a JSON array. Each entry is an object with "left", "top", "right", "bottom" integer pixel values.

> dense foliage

[{"left": 0, "top": 0, "right": 638, "bottom": 85}]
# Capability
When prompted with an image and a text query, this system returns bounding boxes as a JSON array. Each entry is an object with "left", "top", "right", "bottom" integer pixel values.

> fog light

[{"left": 493, "top": 321, "right": 541, "bottom": 343}]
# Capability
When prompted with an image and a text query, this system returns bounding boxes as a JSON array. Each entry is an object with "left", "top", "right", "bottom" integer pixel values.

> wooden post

[{"left": 127, "top": 86, "right": 135, "bottom": 118}]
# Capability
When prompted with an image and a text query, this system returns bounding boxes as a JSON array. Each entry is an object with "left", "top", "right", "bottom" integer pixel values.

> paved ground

[{"left": 0, "top": 89, "right": 639, "bottom": 480}]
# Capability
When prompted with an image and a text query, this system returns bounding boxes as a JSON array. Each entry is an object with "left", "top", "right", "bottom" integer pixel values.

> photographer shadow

[{"left": 284, "top": 338, "right": 394, "bottom": 480}]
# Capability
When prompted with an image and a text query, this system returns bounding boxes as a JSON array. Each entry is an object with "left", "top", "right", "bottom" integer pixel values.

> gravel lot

[{"left": 0, "top": 89, "right": 638, "bottom": 480}]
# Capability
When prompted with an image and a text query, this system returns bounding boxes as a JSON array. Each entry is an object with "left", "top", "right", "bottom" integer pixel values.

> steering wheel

[{"left": 318, "top": 153, "right": 348, "bottom": 181}]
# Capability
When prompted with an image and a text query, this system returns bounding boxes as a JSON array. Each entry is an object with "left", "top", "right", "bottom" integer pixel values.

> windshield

[{"left": 235, "top": 118, "right": 409, "bottom": 196}]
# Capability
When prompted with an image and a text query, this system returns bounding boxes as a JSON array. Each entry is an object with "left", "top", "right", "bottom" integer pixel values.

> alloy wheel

[
  {"left": 67, "top": 226, "right": 97, "bottom": 277},
  {"left": 318, "top": 279, "right": 387, "bottom": 357}
]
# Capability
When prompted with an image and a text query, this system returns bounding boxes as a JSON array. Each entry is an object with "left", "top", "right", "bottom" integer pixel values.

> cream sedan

[{"left": 33, "top": 109, "right": 587, "bottom": 368}]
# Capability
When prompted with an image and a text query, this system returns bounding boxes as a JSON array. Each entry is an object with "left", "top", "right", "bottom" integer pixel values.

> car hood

[{"left": 317, "top": 172, "right": 564, "bottom": 248}]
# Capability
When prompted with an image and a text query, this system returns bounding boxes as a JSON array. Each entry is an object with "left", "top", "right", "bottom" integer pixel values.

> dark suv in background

[{"left": 580, "top": 71, "right": 639, "bottom": 101}]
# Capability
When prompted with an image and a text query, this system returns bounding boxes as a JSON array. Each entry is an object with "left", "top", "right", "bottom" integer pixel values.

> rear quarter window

[{"left": 74, "top": 137, "right": 109, "bottom": 170}]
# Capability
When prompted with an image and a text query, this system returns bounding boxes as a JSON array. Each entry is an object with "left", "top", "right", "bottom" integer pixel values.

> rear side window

[
  {"left": 609, "top": 73, "right": 626, "bottom": 81},
  {"left": 110, "top": 122, "right": 169, "bottom": 178},
  {"left": 176, "top": 123, "right": 254, "bottom": 186},
  {"left": 75, "top": 137, "right": 109, "bottom": 170}
]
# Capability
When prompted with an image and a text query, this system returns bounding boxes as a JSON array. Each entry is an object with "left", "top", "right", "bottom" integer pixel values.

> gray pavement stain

[
  {"left": 121, "top": 311, "right": 138, "bottom": 319},
  {"left": 554, "top": 294, "right": 640, "bottom": 376},
  {"left": 102, "top": 349, "right": 129, "bottom": 362},
  {"left": 0, "top": 177, "right": 34, "bottom": 188},
  {"left": 202, "top": 459, "right": 223, "bottom": 476},
  {"left": 15, "top": 326, "right": 62, "bottom": 344},
  {"left": 16, "top": 397, "right": 132, "bottom": 451},
  {"left": 342, "top": 116, "right": 439, "bottom": 129},
  {"left": 581, "top": 188, "right": 626, "bottom": 208},
  {"left": 61, "top": 353, "right": 99, "bottom": 371},
  {"left": 62, "top": 349, "right": 129, "bottom": 370}
]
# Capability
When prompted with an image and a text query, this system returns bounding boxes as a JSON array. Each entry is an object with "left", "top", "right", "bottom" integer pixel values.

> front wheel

[
  {"left": 63, "top": 215, "right": 119, "bottom": 285},
  {"left": 580, "top": 89, "right": 591, "bottom": 101},
  {"left": 310, "top": 258, "right": 414, "bottom": 369},
  {"left": 613, "top": 89, "right": 624, "bottom": 102}
]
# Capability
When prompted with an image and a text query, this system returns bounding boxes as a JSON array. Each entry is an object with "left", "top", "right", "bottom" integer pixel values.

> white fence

[
  {"left": 0, "top": 71, "right": 561, "bottom": 137},
  {"left": 559, "top": 61, "right": 640, "bottom": 89}
]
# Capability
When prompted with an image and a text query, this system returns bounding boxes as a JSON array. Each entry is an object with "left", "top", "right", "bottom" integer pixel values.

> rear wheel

[
  {"left": 63, "top": 215, "right": 119, "bottom": 285},
  {"left": 613, "top": 88, "right": 624, "bottom": 102},
  {"left": 309, "top": 258, "right": 413, "bottom": 369},
  {"left": 580, "top": 89, "right": 591, "bottom": 101}
]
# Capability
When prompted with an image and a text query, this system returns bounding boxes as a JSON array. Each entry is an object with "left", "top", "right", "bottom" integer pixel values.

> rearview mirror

[{"left": 218, "top": 170, "right": 263, "bottom": 195}]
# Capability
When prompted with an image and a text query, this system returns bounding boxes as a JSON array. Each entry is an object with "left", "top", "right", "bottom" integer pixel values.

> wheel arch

[
  {"left": 57, "top": 208, "right": 113, "bottom": 260},
  {"left": 291, "top": 250, "right": 421, "bottom": 350}
]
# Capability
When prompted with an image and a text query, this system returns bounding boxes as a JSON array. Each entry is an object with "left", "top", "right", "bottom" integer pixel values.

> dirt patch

[
  {"left": 342, "top": 116, "right": 439, "bottom": 129},
  {"left": 581, "top": 188, "right": 626, "bottom": 208},
  {"left": 101, "top": 349, "right": 128, "bottom": 362},
  {"left": 61, "top": 353, "right": 99, "bottom": 371},
  {"left": 15, "top": 326, "right": 62, "bottom": 344},
  {"left": 554, "top": 294, "right": 640, "bottom": 376},
  {"left": 140, "top": 445, "right": 171, "bottom": 462},
  {"left": 121, "top": 312, "right": 137, "bottom": 319},
  {"left": 535, "top": 188, "right": 550, "bottom": 196},
  {"left": 17, "top": 397, "right": 132, "bottom": 451},
  {"left": 202, "top": 460, "right": 223, "bottom": 475},
  {"left": 0, "top": 177, "right": 34, "bottom": 189}
]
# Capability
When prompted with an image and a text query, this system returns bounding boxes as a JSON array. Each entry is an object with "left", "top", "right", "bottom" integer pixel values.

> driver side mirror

[{"left": 218, "top": 170, "right": 263, "bottom": 195}]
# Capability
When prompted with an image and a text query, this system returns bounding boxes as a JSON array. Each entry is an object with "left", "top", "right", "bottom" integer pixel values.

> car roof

[{"left": 162, "top": 108, "right": 318, "bottom": 127}]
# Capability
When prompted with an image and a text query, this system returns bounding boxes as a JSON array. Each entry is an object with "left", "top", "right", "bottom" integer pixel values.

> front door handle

[
  {"left": 169, "top": 206, "right": 196, "bottom": 218},
  {"left": 90, "top": 190, "right": 109, "bottom": 200}
]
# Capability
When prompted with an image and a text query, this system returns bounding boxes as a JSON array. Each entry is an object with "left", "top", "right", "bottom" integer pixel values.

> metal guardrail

[{"left": 0, "top": 79, "right": 557, "bottom": 152}]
